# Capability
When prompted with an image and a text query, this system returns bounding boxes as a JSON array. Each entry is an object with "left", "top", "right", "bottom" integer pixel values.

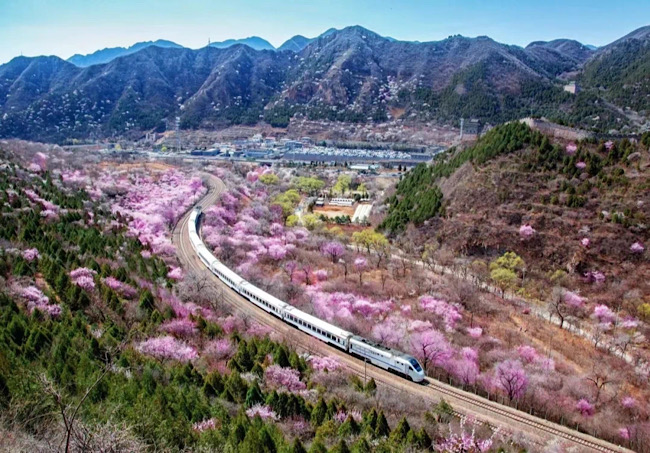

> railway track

[{"left": 172, "top": 174, "right": 632, "bottom": 453}]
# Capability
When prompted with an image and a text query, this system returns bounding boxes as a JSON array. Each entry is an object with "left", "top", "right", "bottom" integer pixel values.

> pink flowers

[
  {"left": 593, "top": 304, "right": 615, "bottom": 324},
  {"left": 494, "top": 360, "right": 528, "bottom": 400},
  {"left": 621, "top": 396, "right": 637, "bottom": 409},
  {"left": 630, "top": 241, "right": 645, "bottom": 254},
  {"left": 580, "top": 237, "right": 590, "bottom": 248},
  {"left": 246, "top": 404, "right": 279, "bottom": 421},
  {"left": 576, "top": 399, "right": 595, "bottom": 417},
  {"left": 321, "top": 241, "right": 345, "bottom": 262},
  {"left": 167, "top": 267, "right": 184, "bottom": 281},
  {"left": 605, "top": 140, "right": 614, "bottom": 151},
  {"left": 136, "top": 336, "right": 198, "bottom": 362},
  {"left": 409, "top": 328, "right": 453, "bottom": 369},
  {"left": 21, "top": 285, "right": 61, "bottom": 317},
  {"left": 69, "top": 267, "right": 97, "bottom": 290},
  {"left": 22, "top": 248, "right": 40, "bottom": 261},
  {"left": 519, "top": 224, "right": 536, "bottom": 240},
  {"left": 264, "top": 365, "right": 306, "bottom": 392},
  {"left": 517, "top": 345, "right": 539, "bottom": 364},
  {"left": 203, "top": 338, "right": 236, "bottom": 360},
  {"left": 314, "top": 269, "right": 328, "bottom": 282},
  {"left": 193, "top": 418, "right": 219, "bottom": 432},
  {"left": 575, "top": 161, "right": 587, "bottom": 170},
  {"left": 109, "top": 169, "right": 205, "bottom": 257},
  {"left": 334, "top": 410, "right": 362, "bottom": 424},
  {"left": 267, "top": 243, "right": 288, "bottom": 261},
  {"left": 419, "top": 296, "right": 462, "bottom": 331},
  {"left": 101, "top": 277, "right": 137, "bottom": 299},
  {"left": 354, "top": 256, "right": 367, "bottom": 271},
  {"left": 584, "top": 270, "right": 605, "bottom": 284},
  {"left": 308, "top": 289, "right": 393, "bottom": 322},
  {"left": 565, "top": 143, "right": 578, "bottom": 155},
  {"left": 160, "top": 319, "right": 198, "bottom": 338},
  {"left": 466, "top": 327, "right": 483, "bottom": 338},
  {"left": 618, "top": 427, "right": 630, "bottom": 440},
  {"left": 563, "top": 290, "right": 585, "bottom": 308},
  {"left": 308, "top": 356, "right": 342, "bottom": 372}
]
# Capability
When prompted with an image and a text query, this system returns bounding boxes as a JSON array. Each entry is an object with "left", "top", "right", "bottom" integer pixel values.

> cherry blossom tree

[
  {"left": 409, "top": 328, "right": 453, "bottom": 372},
  {"left": 519, "top": 224, "right": 536, "bottom": 240},
  {"left": 576, "top": 161, "right": 587, "bottom": 170},
  {"left": 264, "top": 365, "right": 306, "bottom": 392},
  {"left": 419, "top": 296, "right": 462, "bottom": 331},
  {"left": 193, "top": 418, "right": 218, "bottom": 432},
  {"left": 167, "top": 267, "right": 184, "bottom": 281},
  {"left": 246, "top": 404, "right": 279, "bottom": 421},
  {"left": 576, "top": 399, "right": 595, "bottom": 417},
  {"left": 630, "top": 242, "right": 645, "bottom": 254},
  {"left": 69, "top": 267, "right": 97, "bottom": 291},
  {"left": 565, "top": 143, "right": 577, "bottom": 155},
  {"left": 308, "top": 356, "right": 342, "bottom": 372},
  {"left": 354, "top": 256, "right": 367, "bottom": 285},
  {"left": 160, "top": 319, "right": 197, "bottom": 338},
  {"left": 494, "top": 360, "right": 528, "bottom": 401},
  {"left": 321, "top": 241, "right": 345, "bottom": 263},
  {"left": 467, "top": 327, "right": 483, "bottom": 338},
  {"left": 22, "top": 248, "right": 40, "bottom": 261},
  {"left": 136, "top": 336, "right": 198, "bottom": 362},
  {"left": 581, "top": 238, "right": 590, "bottom": 248},
  {"left": 593, "top": 304, "right": 615, "bottom": 324}
]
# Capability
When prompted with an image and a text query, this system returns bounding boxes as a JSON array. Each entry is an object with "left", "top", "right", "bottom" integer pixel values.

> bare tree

[
  {"left": 585, "top": 364, "right": 613, "bottom": 404},
  {"left": 547, "top": 286, "right": 568, "bottom": 329},
  {"left": 40, "top": 351, "right": 116, "bottom": 453}
]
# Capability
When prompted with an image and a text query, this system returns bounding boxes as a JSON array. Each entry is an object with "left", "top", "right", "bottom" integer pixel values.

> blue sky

[{"left": 1, "top": 0, "right": 648, "bottom": 64}]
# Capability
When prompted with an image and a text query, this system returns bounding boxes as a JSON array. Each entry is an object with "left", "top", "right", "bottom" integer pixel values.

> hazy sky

[{"left": 1, "top": 0, "right": 648, "bottom": 64}]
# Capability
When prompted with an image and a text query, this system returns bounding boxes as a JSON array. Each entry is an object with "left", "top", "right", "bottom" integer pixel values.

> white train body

[{"left": 187, "top": 206, "right": 425, "bottom": 383}]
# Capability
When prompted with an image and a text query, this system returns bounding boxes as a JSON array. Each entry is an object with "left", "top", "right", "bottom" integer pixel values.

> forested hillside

[{"left": 0, "top": 145, "right": 513, "bottom": 452}]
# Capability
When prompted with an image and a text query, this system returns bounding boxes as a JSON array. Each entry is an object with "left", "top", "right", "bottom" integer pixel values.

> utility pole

[
  {"left": 364, "top": 358, "right": 367, "bottom": 385},
  {"left": 460, "top": 117, "right": 464, "bottom": 140}
]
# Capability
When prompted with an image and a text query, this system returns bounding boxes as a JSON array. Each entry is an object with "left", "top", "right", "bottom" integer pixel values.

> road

[{"left": 172, "top": 173, "right": 631, "bottom": 453}]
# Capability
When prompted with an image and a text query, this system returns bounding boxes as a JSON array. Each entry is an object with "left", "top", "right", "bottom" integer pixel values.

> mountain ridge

[
  {"left": 67, "top": 39, "right": 184, "bottom": 67},
  {"left": 1, "top": 24, "right": 648, "bottom": 142}
]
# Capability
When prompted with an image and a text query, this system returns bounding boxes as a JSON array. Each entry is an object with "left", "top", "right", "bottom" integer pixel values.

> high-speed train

[{"left": 188, "top": 207, "right": 425, "bottom": 382}]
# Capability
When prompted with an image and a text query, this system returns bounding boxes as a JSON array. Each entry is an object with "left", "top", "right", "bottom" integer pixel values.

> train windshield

[{"left": 409, "top": 358, "right": 422, "bottom": 372}]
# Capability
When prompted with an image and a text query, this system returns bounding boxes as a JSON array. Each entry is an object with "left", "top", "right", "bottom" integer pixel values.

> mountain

[
  {"left": 0, "top": 24, "right": 648, "bottom": 142},
  {"left": 67, "top": 39, "right": 183, "bottom": 67},
  {"left": 209, "top": 36, "right": 275, "bottom": 51},
  {"left": 526, "top": 39, "right": 594, "bottom": 65},
  {"left": 278, "top": 35, "right": 313, "bottom": 52},
  {"left": 580, "top": 25, "right": 650, "bottom": 115}
]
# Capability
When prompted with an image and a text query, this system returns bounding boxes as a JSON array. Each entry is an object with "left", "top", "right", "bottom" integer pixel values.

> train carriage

[
  {"left": 238, "top": 281, "right": 287, "bottom": 317},
  {"left": 283, "top": 306, "right": 353, "bottom": 351}
]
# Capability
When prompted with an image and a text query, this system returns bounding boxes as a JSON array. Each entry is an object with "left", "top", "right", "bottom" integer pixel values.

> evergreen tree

[
  {"left": 363, "top": 408, "right": 377, "bottom": 432},
  {"left": 273, "top": 345, "right": 290, "bottom": 368},
  {"left": 139, "top": 289, "right": 155, "bottom": 312},
  {"left": 245, "top": 381, "right": 265, "bottom": 408},
  {"left": 351, "top": 437, "right": 372, "bottom": 453},
  {"left": 308, "top": 439, "right": 328, "bottom": 453},
  {"left": 375, "top": 411, "right": 390, "bottom": 438},
  {"left": 311, "top": 397, "right": 327, "bottom": 426},
  {"left": 331, "top": 439, "right": 350, "bottom": 453},
  {"left": 259, "top": 427, "right": 277, "bottom": 453},
  {"left": 290, "top": 438, "right": 307, "bottom": 453},
  {"left": 338, "top": 415, "right": 360, "bottom": 437},
  {"left": 390, "top": 417, "right": 411, "bottom": 443}
]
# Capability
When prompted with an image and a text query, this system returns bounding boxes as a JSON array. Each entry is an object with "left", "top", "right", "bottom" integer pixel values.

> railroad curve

[{"left": 172, "top": 173, "right": 632, "bottom": 453}]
